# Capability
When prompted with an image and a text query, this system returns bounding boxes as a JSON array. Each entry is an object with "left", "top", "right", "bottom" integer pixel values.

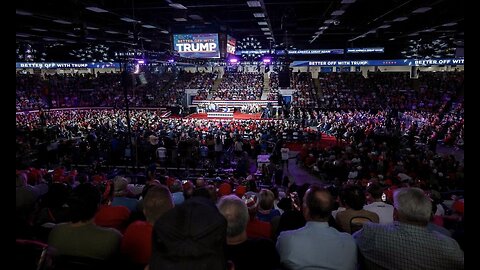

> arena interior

[{"left": 16, "top": 0, "right": 464, "bottom": 269}]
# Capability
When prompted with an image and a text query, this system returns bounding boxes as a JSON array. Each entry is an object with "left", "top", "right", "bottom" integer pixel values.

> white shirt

[
  {"left": 276, "top": 221, "right": 357, "bottom": 270},
  {"left": 156, "top": 146, "right": 167, "bottom": 158},
  {"left": 363, "top": 201, "right": 394, "bottom": 224}
]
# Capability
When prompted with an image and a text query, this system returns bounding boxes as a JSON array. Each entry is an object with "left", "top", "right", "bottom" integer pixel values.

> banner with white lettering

[
  {"left": 173, "top": 33, "right": 220, "bottom": 59},
  {"left": 346, "top": 48, "right": 384, "bottom": 53},
  {"left": 16, "top": 62, "right": 121, "bottom": 69},
  {"left": 291, "top": 58, "right": 464, "bottom": 67}
]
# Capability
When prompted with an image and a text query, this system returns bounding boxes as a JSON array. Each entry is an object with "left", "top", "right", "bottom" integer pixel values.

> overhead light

[
  {"left": 173, "top": 18, "right": 187, "bottom": 22},
  {"left": 389, "top": 38, "right": 395, "bottom": 41},
  {"left": 253, "top": 13, "right": 265, "bottom": 18},
  {"left": 264, "top": 32, "right": 271, "bottom": 35},
  {"left": 324, "top": 19, "right": 335, "bottom": 24},
  {"left": 266, "top": 37, "right": 273, "bottom": 39},
  {"left": 86, "top": 37, "right": 96, "bottom": 40},
  {"left": 16, "top": 10, "right": 32, "bottom": 16},
  {"left": 442, "top": 22, "right": 457, "bottom": 27},
  {"left": 142, "top": 24, "right": 156, "bottom": 29},
  {"left": 247, "top": 1, "right": 261, "bottom": 7},
  {"left": 319, "top": 26, "right": 328, "bottom": 30},
  {"left": 160, "top": 30, "right": 169, "bottom": 34},
  {"left": 331, "top": 10, "right": 345, "bottom": 16},
  {"left": 16, "top": 33, "right": 31, "bottom": 37},
  {"left": 393, "top": 16, "right": 408, "bottom": 22},
  {"left": 378, "top": 24, "right": 391, "bottom": 29},
  {"left": 43, "top": 37, "right": 57, "bottom": 41},
  {"left": 85, "top": 6, "right": 109, "bottom": 13},
  {"left": 105, "top": 30, "right": 120, "bottom": 34},
  {"left": 66, "top": 33, "right": 78, "bottom": 37},
  {"left": 261, "top": 28, "right": 270, "bottom": 31},
  {"left": 189, "top": 14, "right": 203, "bottom": 20},
  {"left": 366, "top": 30, "right": 376, "bottom": 34},
  {"left": 143, "top": 38, "right": 152, "bottom": 42},
  {"left": 31, "top": 28, "right": 47, "bottom": 32},
  {"left": 408, "top": 32, "right": 419, "bottom": 36},
  {"left": 412, "top": 7, "right": 432, "bottom": 13},
  {"left": 341, "top": 0, "right": 356, "bottom": 3},
  {"left": 258, "top": 21, "right": 268, "bottom": 26},
  {"left": 121, "top": 17, "right": 140, "bottom": 23},
  {"left": 422, "top": 28, "right": 435, "bottom": 32},
  {"left": 53, "top": 19, "right": 72, "bottom": 25},
  {"left": 315, "top": 31, "right": 322, "bottom": 35},
  {"left": 169, "top": 3, "right": 187, "bottom": 10},
  {"left": 86, "top": 26, "right": 99, "bottom": 30}
]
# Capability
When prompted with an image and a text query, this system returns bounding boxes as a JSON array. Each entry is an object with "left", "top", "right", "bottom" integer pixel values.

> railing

[
  {"left": 207, "top": 112, "right": 234, "bottom": 118},
  {"left": 192, "top": 99, "right": 272, "bottom": 107},
  {"left": 16, "top": 106, "right": 169, "bottom": 115}
]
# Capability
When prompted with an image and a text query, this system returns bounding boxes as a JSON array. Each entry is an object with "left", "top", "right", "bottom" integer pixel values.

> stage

[{"left": 186, "top": 111, "right": 262, "bottom": 120}]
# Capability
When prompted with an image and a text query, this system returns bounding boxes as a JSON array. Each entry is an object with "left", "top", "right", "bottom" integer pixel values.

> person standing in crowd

[{"left": 280, "top": 144, "right": 290, "bottom": 171}]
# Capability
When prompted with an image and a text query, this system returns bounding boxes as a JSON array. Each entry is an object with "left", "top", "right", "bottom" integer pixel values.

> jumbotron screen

[{"left": 173, "top": 33, "right": 220, "bottom": 59}]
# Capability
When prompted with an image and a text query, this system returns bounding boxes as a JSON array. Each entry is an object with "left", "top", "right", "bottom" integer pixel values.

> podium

[{"left": 257, "top": 154, "right": 270, "bottom": 169}]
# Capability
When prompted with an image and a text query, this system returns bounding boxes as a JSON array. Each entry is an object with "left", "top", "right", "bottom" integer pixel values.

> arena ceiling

[{"left": 16, "top": 0, "right": 464, "bottom": 60}]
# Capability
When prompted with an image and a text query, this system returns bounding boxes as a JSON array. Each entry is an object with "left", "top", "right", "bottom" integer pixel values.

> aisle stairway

[
  {"left": 209, "top": 77, "right": 223, "bottom": 99},
  {"left": 262, "top": 73, "right": 270, "bottom": 100},
  {"left": 313, "top": 78, "right": 322, "bottom": 98}
]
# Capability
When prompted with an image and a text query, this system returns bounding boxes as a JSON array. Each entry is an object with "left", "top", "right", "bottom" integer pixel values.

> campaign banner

[
  {"left": 235, "top": 49, "right": 271, "bottom": 55},
  {"left": 235, "top": 49, "right": 344, "bottom": 55},
  {"left": 282, "top": 49, "right": 344, "bottom": 55},
  {"left": 227, "top": 35, "right": 236, "bottom": 55},
  {"left": 291, "top": 58, "right": 464, "bottom": 67},
  {"left": 173, "top": 33, "right": 220, "bottom": 58},
  {"left": 346, "top": 47, "right": 384, "bottom": 53},
  {"left": 16, "top": 62, "right": 121, "bottom": 69}
]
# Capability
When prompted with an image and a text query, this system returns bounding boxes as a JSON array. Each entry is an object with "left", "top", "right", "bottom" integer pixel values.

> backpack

[{"left": 150, "top": 196, "right": 227, "bottom": 270}]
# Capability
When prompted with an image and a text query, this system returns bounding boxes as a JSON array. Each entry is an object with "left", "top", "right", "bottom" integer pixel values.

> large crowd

[{"left": 16, "top": 68, "right": 464, "bottom": 270}]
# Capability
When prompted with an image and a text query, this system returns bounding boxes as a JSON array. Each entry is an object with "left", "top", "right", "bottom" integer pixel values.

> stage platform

[{"left": 186, "top": 112, "right": 262, "bottom": 120}]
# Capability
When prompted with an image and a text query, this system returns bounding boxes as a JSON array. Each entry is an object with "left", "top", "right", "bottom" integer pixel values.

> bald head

[{"left": 303, "top": 185, "right": 334, "bottom": 221}]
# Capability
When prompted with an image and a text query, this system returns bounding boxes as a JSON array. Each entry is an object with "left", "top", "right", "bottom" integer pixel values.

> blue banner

[
  {"left": 278, "top": 49, "right": 344, "bottom": 55},
  {"left": 291, "top": 58, "right": 464, "bottom": 67},
  {"left": 320, "top": 67, "right": 333, "bottom": 73},
  {"left": 346, "top": 47, "right": 384, "bottom": 53},
  {"left": 16, "top": 62, "right": 121, "bottom": 69},
  {"left": 236, "top": 49, "right": 344, "bottom": 55}
]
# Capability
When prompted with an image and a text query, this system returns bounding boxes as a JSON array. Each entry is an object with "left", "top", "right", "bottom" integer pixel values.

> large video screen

[
  {"left": 173, "top": 33, "right": 220, "bottom": 58},
  {"left": 227, "top": 35, "right": 236, "bottom": 55}
]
